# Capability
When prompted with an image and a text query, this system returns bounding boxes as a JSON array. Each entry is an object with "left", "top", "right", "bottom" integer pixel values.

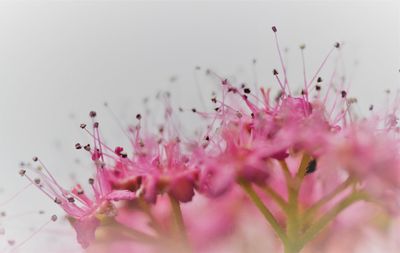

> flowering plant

[{"left": 14, "top": 27, "right": 400, "bottom": 253}]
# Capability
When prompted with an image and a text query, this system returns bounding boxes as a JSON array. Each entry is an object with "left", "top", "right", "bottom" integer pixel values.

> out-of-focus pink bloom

[
  {"left": 320, "top": 121, "right": 400, "bottom": 212},
  {"left": 21, "top": 125, "right": 137, "bottom": 248}
]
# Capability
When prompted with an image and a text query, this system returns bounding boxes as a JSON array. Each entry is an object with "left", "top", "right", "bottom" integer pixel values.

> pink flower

[
  {"left": 21, "top": 130, "right": 137, "bottom": 249},
  {"left": 320, "top": 121, "right": 400, "bottom": 211}
]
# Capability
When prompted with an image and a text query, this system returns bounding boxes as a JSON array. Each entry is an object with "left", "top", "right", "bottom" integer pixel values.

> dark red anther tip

[{"left": 89, "top": 111, "right": 97, "bottom": 118}]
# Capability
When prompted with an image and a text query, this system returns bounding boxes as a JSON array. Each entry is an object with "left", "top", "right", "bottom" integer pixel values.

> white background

[{"left": 0, "top": 1, "right": 399, "bottom": 252}]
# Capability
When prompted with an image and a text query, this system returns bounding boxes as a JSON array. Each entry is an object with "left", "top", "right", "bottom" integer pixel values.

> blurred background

[{"left": 0, "top": 0, "right": 398, "bottom": 252}]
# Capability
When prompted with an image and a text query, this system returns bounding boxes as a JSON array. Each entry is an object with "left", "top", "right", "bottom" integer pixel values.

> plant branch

[
  {"left": 302, "top": 177, "right": 355, "bottom": 224},
  {"left": 300, "top": 191, "right": 368, "bottom": 246},
  {"left": 240, "top": 182, "right": 289, "bottom": 245}
]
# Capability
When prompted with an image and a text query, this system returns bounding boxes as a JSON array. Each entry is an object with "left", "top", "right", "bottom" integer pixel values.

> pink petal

[
  {"left": 69, "top": 217, "right": 100, "bottom": 249},
  {"left": 106, "top": 190, "right": 136, "bottom": 201}
]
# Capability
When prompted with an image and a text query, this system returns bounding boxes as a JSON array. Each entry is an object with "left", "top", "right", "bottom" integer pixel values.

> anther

[
  {"left": 272, "top": 26, "right": 277, "bottom": 33},
  {"left": 243, "top": 88, "right": 251, "bottom": 94},
  {"left": 84, "top": 144, "right": 91, "bottom": 151},
  {"left": 54, "top": 197, "right": 62, "bottom": 204},
  {"left": 93, "top": 122, "right": 99, "bottom": 128},
  {"left": 317, "top": 77, "right": 323, "bottom": 83},
  {"left": 221, "top": 79, "right": 228, "bottom": 85},
  {"left": 299, "top": 44, "right": 306, "bottom": 50},
  {"left": 369, "top": 105, "right": 374, "bottom": 111},
  {"left": 67, "top": 197, "right": 75, "bottom": 203},
  {"left": 334, "top": 42, "right": 340, "bottom": 48},
  {"left": 192, "top": 108, "right": 197, "bottom": 113},
  {"left": 315, "top": 85, "right": 321, "bottom": 91},
  {"left": 136, "top": 114, "right": 142, "bottom": 120},
  {"left": 273, "top": 69, "right": 279, "bottom": 75},
  {"left": 88, "top": 178, "right": 95, "bottom": 185},
  {"left": 89, "top": 111, "right": 97, "bottom": 118},
  {"left": 80, "top": 123, "right": 87, "bottom": 129},
  {"left": 341, "top": 90, "right": 347, "bottom": 98},
  {"left": 34, "top": 178, "right": 41, "bottom": 185},
  {"left": 19, "top": 169, "right": 26, "bottom": 176},
  {"left": 32, "top": 156, "right": 38, "bottom": 162},
  {"left": 211, "top": 97, "right": 217, "bottom": 103},
  {"left": 51, "top": 215, "right": 58, "bottom": 222},
  {"left": 75, "top": 143, "right": 82, "bottom": 150}
]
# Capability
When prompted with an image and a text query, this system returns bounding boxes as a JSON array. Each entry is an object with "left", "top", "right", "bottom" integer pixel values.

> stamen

[{"left": 89, "top": 111, "right": 97, "bottom": 118}]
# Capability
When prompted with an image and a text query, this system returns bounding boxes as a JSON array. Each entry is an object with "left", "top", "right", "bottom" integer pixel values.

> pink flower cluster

[{"left": 19, "top": 27, "right": 400, "bottom": 253}]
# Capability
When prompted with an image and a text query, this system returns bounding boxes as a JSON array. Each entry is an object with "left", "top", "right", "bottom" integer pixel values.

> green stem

[
  {"left": 263, "top": 185, "right": 288, "bottom": 211},
  {"left": 168, "top": 194, "right": 191, "bottom": 251},
  {"left": 240, "top": 182, "right": 289, "bottom": 245},
  {"left": 294, "top": 154, "right": 311, "bottom": 183},
  {"left": 281, "top": 155, "right": 310, "bottom": 241},
  {"left": 300, "top": 191, "right": 368, "bottom": 246},
  {"left": 302, "top": 177, "right": 355, "bottom": 225}
]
